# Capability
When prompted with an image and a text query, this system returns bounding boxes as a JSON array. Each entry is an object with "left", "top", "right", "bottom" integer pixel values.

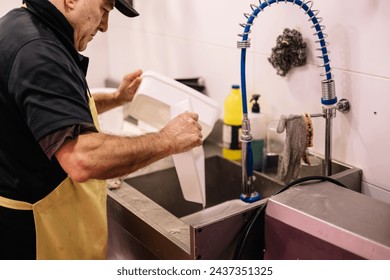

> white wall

[
  {"left": 2, "top": 1, "right": 390, "bottom": 204},
  {"left": 0, "top": 1, "right": 109, "bottom": 87},
  {"left": 103, "top": 0, "right": 390, "bottom": 204}
]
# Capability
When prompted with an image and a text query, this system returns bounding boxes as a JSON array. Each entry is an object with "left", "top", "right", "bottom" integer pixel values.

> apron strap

[{"left": 0, "top": 195, "right": 33, "bottom": 211}]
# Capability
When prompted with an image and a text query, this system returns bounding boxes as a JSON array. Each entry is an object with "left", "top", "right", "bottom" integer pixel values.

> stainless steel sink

[
  {"left": 107, "top": 153, "right": 362, "bottom": 260},
  {"left": 124, "top": 156, "right": 282, "bottom": 218}
]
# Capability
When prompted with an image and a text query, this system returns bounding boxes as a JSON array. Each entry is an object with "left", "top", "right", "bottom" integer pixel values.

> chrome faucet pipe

[
  {"left": 321, "top": 79, "right": 337, "bottom": 176},
  {"left": 322, "top": 98, "right": 350, "bottom": 176},
  {"left": 241, "top": 114, "right": 252, "bottom": 196},
  {"left": 240, "top": 114, "right": 260, "bottom": 202},
  {"left": 323, "top": 107, "right": 335, "bottom": 176},
  {"left": 310, "top": 113, "right": 325, "bottom": 118}
]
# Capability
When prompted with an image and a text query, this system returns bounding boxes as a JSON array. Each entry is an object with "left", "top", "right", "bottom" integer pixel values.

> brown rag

[{"left": 277, "top": 114, "right": 307, "bottom": 183}]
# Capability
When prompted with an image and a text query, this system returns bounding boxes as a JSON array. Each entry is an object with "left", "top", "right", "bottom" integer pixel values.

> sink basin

[
  {"left": 124, "top": 156, "right": 282, "bottom": 218},
  {"left": 107, "top": 154, "right": 362, "bottom": 260},
  {"left": 123, "top": 154, "right": 361, "bottom": 219}
]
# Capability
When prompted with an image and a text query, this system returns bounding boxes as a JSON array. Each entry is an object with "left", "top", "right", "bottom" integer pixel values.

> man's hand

[
  {"left": 93, "top": 69, "right": 143, "bottom": 113},
  {"left": 159, "top": 111, "right": 203, "bottom": 154},
  {"left": 114, "top": 69, "right": 143, "bottom": 104}
]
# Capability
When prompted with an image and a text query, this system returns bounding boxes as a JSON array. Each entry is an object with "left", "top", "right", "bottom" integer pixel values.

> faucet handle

[{"left": 337, "top": 98, "right": 350, "bottom": 113}]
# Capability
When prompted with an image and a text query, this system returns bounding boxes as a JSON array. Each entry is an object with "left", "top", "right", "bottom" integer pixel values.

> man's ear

[{"left": 64, "top": 0, "right": 78, "bottom": 10}]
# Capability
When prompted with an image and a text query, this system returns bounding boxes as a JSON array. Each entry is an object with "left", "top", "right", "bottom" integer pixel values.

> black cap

[{"left": 115, "top": 0, "right": 139, "bottom": 17}]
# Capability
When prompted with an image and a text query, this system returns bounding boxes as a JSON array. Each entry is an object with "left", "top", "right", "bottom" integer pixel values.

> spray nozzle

[{"left": 250, "top": 94, "right": 261, "bottom": 113}]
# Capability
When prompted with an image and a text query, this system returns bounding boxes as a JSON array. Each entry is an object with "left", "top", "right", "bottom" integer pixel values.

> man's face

[{"left": 71, "top": 0, "right": 114, "bottom": 51}]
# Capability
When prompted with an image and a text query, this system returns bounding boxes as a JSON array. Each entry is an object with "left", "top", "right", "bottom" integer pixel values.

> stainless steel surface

[
  {"left": 125, "top": 156, "right": 281, "bottom": 218},
  {"left": 107, "top": 139, "right": 362, "bottom": 259},
  {"left": 270, "top": 153, "right": 362, "bottom": 192},
  {"left": 265, "top": 182, "right": 390, "bottom": 260},
  {"left": 108, "top": 155, "right": 282, "bottom": 259},
  {"left": 107, "top": 182, "right": 192, "bottom": 259}
]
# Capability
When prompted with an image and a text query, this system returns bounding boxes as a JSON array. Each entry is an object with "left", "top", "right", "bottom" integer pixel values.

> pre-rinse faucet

[{"left": 237, "top": 0, "right": 350, "bottom": 202}]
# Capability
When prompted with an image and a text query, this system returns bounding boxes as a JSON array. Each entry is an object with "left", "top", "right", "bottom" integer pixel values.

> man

[{"left": 0, "top": 0, "right": 202, "bottom": 259}]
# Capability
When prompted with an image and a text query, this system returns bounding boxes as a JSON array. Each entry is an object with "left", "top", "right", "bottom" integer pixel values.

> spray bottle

[
  {"left": 249, "top": 94, "right": 266, "bottom": 171},
  {"left": 223, "top": 85, "right": 243, "bottom": 160}
]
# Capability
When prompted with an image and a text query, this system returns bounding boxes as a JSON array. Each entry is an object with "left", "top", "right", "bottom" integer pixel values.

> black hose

[{"left": 232, "top": 176, "right": 347, "bottom": 260}]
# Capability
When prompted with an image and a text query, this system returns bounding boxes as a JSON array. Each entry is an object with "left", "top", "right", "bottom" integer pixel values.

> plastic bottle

[
  {"left": 223, "top": 85, "right": 243, "bottom": 160},
  {"left": 249, "top": 94, "right": 267, "bottom": 171}
]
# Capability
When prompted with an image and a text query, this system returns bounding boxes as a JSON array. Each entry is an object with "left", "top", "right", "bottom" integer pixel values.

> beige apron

[{"left": 0, "top": 96, "right": 107, "bottom": 259}]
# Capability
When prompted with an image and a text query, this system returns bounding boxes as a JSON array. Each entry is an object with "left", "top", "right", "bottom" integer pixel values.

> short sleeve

[{"left": 8, "top": 38, "right": 95, "bottom": 142}]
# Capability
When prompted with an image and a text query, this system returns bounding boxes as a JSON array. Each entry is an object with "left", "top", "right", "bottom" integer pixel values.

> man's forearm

[
  {"left": 55, "top": 132, "right": 174, "bottom": 182},
  {"left": 55, "top": 111, "right": 202, "bottom": 182}
]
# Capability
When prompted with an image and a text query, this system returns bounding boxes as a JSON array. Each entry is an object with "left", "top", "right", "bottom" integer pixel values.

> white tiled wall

[
  {"left": 2, "top": 1, "right": 390, "bottom": 204},
  {"left": 0, "top": 1, "right": 109, "bottom": 87},
  {"left": 101, "top": 0, "right": 390, "bottom": 204}
]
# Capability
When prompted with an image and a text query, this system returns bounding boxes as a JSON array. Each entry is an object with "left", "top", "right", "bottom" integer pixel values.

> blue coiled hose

[{"left": 240, "top": 0, "right": 333, "bottom": 114}]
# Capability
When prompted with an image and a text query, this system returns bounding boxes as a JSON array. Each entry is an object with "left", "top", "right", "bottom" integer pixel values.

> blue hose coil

[{"left": 240, "top": 0, "right": 334, "bottom": 112}]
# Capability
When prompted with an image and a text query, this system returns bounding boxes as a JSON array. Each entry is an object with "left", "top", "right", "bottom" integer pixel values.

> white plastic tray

[
  {"left": 128, "top": 71, "right": 221, "bottom": 207},
  {"left": 129, "top": 71, "right": 220, "bottom": 139}
]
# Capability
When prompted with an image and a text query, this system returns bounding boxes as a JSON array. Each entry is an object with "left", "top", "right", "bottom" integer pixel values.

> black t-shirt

[
  {"left": 0, "top": 0, "right": 100, "bottom": 259},
  {"left": 0, "top": 3, "right": 95, "bottom": 203}
]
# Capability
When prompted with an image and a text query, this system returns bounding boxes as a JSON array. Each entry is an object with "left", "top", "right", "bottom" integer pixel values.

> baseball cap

[{"left": 115, "top": 0, "right": 139, "bottom": 17}]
